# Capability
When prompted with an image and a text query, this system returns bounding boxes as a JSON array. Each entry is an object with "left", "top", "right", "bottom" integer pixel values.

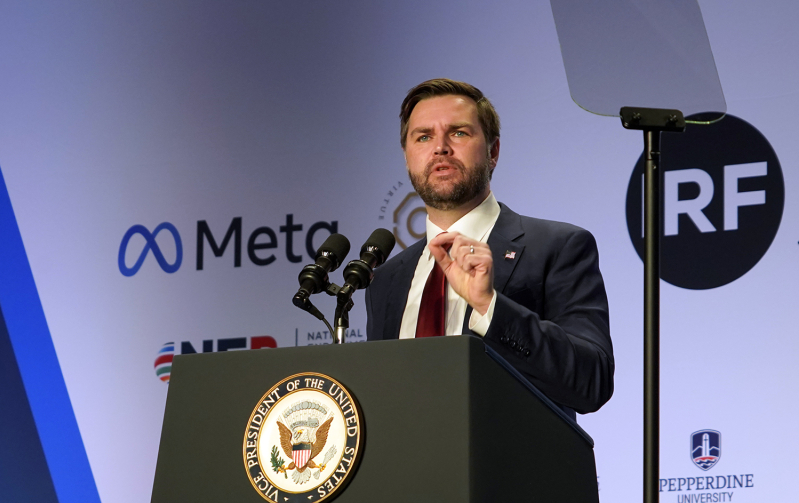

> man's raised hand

[{"left": 428, "top": 232, "right": 494, "bottom": 315}]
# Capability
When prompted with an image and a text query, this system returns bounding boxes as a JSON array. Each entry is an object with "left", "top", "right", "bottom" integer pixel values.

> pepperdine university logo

[
  {"left": 691, "top": 429, "right": 721, "bottom": 471},
  {"left": 244, "top": 373, "right": 363, "bottom": 502}
]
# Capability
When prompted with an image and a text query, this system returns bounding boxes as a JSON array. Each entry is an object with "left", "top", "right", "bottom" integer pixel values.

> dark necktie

[{"left": 415, "top": 260, "right": 446, "bottom": 338}]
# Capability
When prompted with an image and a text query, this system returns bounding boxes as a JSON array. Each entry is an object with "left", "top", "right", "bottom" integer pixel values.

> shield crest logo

[
  {"left": 292, "top": 443, "right": 312, "bottom": 469},
  {"left": 691, "top": 429, "right": 721, "bottom": 471}
]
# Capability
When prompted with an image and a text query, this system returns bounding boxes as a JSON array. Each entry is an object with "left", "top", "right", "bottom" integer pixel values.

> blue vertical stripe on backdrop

[
  {"left": 0, "top": 165, "right": 101, "bottom": 503},
  {"left": 0, "top": 305, "right": 59, "bottom": 502}
]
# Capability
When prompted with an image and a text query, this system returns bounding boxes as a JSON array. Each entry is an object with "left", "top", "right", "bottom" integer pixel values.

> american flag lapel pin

[{"left": 504, "top": 250, "right": 516, "bottom": 260}]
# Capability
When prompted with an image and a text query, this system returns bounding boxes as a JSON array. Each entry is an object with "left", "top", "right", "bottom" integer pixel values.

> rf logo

[
  {"left": 625, "top": 114, "right": 784, "bottom": 289},
  {"left": 118, "top": 223, "right": 183, "bottom": 276}
]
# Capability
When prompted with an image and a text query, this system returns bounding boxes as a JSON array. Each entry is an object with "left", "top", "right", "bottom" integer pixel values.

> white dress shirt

[{"left": 398, "top": 192, "right": 501, "bottom": 339}]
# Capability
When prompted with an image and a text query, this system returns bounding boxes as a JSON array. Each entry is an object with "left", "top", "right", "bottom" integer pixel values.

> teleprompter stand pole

[
  {"left": 621, "top": 107, "right": 685, "bottom": 503},
  {"left": 643, "top": 127, "right": 662, "bottom": 503}
]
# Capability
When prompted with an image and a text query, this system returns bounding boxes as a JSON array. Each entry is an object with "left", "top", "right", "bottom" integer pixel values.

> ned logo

[
  {"left": 691, "top": 429, "right": 721, "bottom": 471},
  {"left": 625, "top": 114, "right": 784, "bottom": 289},
  {"left": 243, "top": 373, "right": 362, "bottom": 502}
]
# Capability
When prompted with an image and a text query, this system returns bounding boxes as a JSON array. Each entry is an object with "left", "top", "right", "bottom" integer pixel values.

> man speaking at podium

[{"left": 365, "top": 79, "right": 614, "bottom": 417}]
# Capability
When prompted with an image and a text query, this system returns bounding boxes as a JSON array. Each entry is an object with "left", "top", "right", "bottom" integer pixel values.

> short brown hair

[{"left": 399, "top": 78, "right": 500, "bottom": 149}]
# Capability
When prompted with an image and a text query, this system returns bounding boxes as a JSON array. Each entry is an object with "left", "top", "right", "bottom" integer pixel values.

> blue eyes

[{"left": 416, "top": 131, "right": 467, "bottom": 142}]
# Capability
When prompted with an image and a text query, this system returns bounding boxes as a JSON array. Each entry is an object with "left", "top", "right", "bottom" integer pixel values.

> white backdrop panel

[{"left": 0, "top": 1, "right": 796, "bottom": 501}]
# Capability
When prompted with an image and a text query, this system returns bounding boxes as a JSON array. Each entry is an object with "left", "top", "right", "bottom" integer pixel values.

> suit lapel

[
  {"left": 382, "top": 239, "right": 425, "bottom": 340},
  {"left": 488, "top": 204, "right": 525, "bottom": 293},
  {"left": 461, "top": 203, "right": 525, "bottom": 335}
]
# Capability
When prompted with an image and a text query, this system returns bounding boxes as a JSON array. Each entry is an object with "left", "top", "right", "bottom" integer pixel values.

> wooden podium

[{"left": 151, "top": 335, "right": 599, "bottom": 502}]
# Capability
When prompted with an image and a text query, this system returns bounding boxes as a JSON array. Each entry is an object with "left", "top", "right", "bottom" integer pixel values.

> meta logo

[
  {"left": 119, "top": 223, "right": 182, "bottom": 277},
  {"left": 119, "top": 214, "right": 338, "bottom": 276},
  {"left": 625, "top": 114, "right": 785, "bottom": 289},
  {"left": 154, "top": 336, "right": 277, "bottom": 383}
]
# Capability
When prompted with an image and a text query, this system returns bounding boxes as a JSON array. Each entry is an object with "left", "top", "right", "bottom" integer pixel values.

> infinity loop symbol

[{"left": 118, "top": 223, "right": 183, "bottom": 276}]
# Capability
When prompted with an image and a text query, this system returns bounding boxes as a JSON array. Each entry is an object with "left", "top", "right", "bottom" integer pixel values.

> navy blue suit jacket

[{"left": 365, "top": 203, "right": 614, "bottom": 414}]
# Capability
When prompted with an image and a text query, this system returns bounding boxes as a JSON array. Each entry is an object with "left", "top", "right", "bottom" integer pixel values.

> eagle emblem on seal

[{"left": 272, "top": 400, "right": 337, "bottom": 484}]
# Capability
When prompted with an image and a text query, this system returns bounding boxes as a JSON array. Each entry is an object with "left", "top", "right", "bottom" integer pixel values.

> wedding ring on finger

[{"left": 470, "top": 245, "right": 475, "bottom": 254}]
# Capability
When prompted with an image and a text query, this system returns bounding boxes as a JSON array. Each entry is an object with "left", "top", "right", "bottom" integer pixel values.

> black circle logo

[{"left": 625, "top": 114, "right": 784, "bottom": 290}]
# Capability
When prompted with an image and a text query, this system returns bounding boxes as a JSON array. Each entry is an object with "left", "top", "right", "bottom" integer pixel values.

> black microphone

[
  {"left": 339, "top": 229, "right": 396, "bottom": 297},
  {"left": 293, "top": 233, "right": 350, "bottom": 309}
]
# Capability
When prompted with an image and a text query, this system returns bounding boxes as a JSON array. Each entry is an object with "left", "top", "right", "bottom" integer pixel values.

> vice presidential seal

[{"left": 243, "top": 373, "right": 363, "bottom": 502}]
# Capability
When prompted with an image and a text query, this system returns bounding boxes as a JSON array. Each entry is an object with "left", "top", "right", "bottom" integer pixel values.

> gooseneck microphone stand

[
  {"left": 333, "top": 295, "right": 353, "bottom": 345},
  {"left": 292, "top": 229, "right": 395, "bottom": 345},
  {"left": 332, "top": 229, "right": 396, "bottom": 344}
]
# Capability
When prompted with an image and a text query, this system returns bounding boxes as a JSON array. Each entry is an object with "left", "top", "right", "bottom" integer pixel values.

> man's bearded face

[
  {"left": 403, "top": 95, "right": 497, "bottom": 212},
  {"left": 408, "top": 154, "right": 492, "bottom": 211}
]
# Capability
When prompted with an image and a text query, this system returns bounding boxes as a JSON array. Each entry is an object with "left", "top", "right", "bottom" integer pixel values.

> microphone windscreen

[
  {"left": 317, "top": 233, "right": 351, "bottom": 269},
  {"left": 362, "top": 228, "right": 396, "bottom": 264}
]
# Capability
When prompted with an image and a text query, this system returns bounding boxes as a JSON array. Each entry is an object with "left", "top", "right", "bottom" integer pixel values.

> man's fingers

[
  {"left": 429, "top": 245, "right": 452, "bottom": 267},
  {"left": 427, "top": 232, "right": 495, "bottom": 310},
  {"left": 429, "top": 232, "right": 457, "bottom": 249},
  {"left": 460, "top": 253, "right": 491, "bottom": 274},
  {"left": 455, "top": 241, "right": 490, "bottom": 266},
  {"left": 429, "top": 232, "right": 493, "bottom": 277},
  {"left": 428, "top": 232, "right": 457, "bottom": 264}
]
